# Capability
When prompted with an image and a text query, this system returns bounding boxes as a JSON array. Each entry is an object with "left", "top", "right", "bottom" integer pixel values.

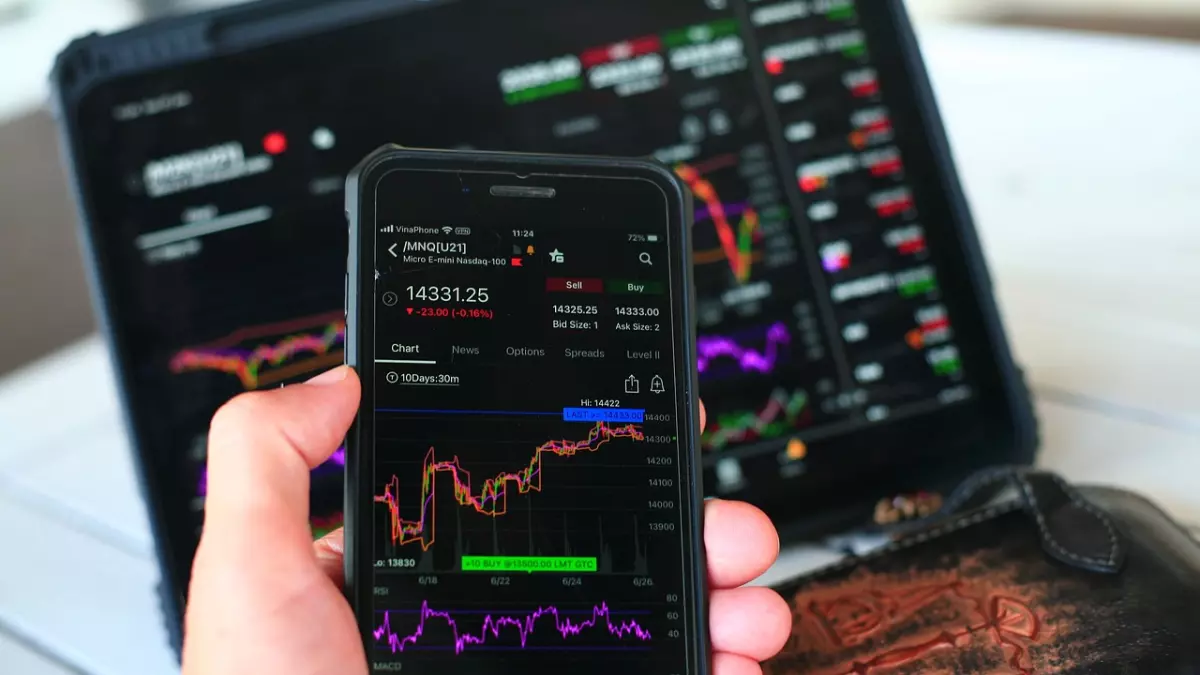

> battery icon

[{"left": 648, "top": 235, "right": 659, "bottom": 242}]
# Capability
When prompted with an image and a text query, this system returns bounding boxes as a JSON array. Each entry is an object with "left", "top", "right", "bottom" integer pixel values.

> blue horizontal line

[
  {"left": 376, "top": 646, "right": 653, "bottom": 652},
  {"left": 376, "top": 408, "right": 561, "bottom": 416},
  {"left": 563, "top": 407, "right": 645, "bottom": 423}
]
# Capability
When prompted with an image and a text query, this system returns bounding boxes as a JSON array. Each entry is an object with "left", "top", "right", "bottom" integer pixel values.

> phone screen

[{"left": 360, "top": 166, "right": 702, "bottom": 675}]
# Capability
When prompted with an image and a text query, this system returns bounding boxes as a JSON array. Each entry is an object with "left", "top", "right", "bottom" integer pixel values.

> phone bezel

[{"left": 343, "top": 145, "right": 709, "bottom": 671}]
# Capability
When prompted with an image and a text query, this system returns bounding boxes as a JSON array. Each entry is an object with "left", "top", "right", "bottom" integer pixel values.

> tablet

[{"left": 52, "top": 0, "right": 1036, "bottom": 643}]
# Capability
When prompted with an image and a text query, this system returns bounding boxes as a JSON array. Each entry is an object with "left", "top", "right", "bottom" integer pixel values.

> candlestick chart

[
  {"left": 168, "top": 311, "right": 346, "bottom": 390},
  {"left": 373, "top": 419, "right": 659, "bottom": 572},
  {"left": 702, "top": 388, "right": 811, "bottom": 453}
]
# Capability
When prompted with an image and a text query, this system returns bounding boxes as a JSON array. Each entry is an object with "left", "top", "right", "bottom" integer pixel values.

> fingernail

[{"left": 307, "top": 366, "right": 349, "bottom": 386}]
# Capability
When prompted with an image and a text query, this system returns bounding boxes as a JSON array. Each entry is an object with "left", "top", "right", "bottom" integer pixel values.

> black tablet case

[{"left": 49, "top": 0, "right": 1038, "bottom": 657}]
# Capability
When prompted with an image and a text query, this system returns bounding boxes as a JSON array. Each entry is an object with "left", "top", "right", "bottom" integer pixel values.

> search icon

[{"left": 639, "top": 252, "right": 653, "bottom": 266}]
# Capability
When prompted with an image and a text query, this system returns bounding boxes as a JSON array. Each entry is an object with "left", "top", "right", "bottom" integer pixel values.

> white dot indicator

[{"left": 312, "top": 127, "right": 336, "bottom": 150}]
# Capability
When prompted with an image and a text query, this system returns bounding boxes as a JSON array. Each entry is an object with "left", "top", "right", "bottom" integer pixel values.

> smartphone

[{"left": 344, "top": 145, "right": 706, "bottom": 675}]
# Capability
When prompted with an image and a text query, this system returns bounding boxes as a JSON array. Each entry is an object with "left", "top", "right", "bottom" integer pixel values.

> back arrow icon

[{"left": 388, "top": 243, "right": 398, "bottom": 258}]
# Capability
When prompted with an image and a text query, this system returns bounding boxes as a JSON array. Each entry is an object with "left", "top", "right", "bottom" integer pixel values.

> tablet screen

[{"left": 67, "top": 0, "right": 1020, "bottom": 587}]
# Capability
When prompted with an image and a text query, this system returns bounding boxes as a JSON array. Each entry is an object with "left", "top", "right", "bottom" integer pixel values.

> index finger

[
  {"left": 705, "top": 499, "right": 780, "bottom": 588},
  {"left": 315, "top": 527, "right": 347, "bottom": 587}
]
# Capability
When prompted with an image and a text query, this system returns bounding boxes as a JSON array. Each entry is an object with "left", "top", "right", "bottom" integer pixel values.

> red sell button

[{"left": 546, "top": 278, "right": 603, "bottom": 293}]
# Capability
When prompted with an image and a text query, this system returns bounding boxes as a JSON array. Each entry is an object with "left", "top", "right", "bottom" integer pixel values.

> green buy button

[{"left": 608, "top": 280, "right": 664, "bottom": 295}]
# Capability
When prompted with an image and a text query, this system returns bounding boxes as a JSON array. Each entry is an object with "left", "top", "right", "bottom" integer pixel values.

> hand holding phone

[{"left": 344, "top": 146, "right": 709, "bottom": 675}]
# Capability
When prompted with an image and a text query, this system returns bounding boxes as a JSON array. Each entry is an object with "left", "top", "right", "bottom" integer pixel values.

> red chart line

[
  {"left": 179, "top": 310, "right": 345, "bottom": 350},
  {"left": 169, "top": 313, "right": 346, "bottom": 390},
  {"left": 375, "top": 421, "right": 644, "bottom": 551},
  {"left": 677, "top": 163, "right": 746, "bottom": 281}
]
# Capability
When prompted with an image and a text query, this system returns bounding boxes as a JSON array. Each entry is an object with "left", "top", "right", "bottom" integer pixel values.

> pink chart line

[
  {"left": 697, "top": 322, "right": 791, "bottom": 374},
  {"left": 374, "top": 601, "right": 653, "bottom": 655}
]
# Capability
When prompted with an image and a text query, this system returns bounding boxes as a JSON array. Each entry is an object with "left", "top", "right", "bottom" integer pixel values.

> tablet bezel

[{"left": 50, "top": 0, "right": 1038, "bottom": 654}]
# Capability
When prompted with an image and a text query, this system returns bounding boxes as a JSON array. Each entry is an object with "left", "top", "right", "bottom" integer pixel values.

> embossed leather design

[{"left": 765, "top": 470, "right": 1200, "bottom": 675}]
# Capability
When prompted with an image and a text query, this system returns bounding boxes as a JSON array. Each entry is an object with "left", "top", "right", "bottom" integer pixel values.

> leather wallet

[{"left": 763, "top": 467, "right": 1200, "bottom": 675}]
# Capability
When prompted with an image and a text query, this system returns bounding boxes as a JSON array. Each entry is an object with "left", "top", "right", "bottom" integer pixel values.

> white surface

[
  {"left": 0, "top": 489, "right": 177, "bottom": 675},
  {"left": 1037, "top": 398, "right": 1200, "bottom": 522},
  {"left": 0, "top": 0, "right": 140, "bottom": 123},
  {"left": 923, "top": 23, "right": 1200, "bottom": 428},
  {"left": 907, "top": 0, "right": 1200, "bottom": 20},
  {"left": 989, "top": 0, "right": 1200, "bottom": 17},
  {"left": 0, "top": 631, "right": 74, "bottom": 675},
  {"left": 0, "top": 338, "right": 123, "bottom": 465},
  {"left": 4, "top": 411, "right": 154, "bottom": 556},
  {"left": 0, "top": 21, "right": 1199, "bottom": 675}
]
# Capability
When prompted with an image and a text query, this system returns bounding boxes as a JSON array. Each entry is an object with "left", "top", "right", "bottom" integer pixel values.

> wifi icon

[{"left": 442, "top": 227, "right": 454, "bottom": 236}]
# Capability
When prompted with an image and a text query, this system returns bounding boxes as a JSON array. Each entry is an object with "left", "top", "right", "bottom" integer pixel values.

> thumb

[
  {"left": 185, "top": 366, "right": 365, "bottom": 674},
  {"left": 201, "top": 365, "right": 360, "bottom": 554}
]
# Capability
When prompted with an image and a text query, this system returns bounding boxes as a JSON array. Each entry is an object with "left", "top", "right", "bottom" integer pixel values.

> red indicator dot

[
  {"left": 799, "top": 175, "right": 827, "bottom": 193},
  {"left": 765, "top": 58, "right": 785, "bottom": 76},
  {"left": 263, "top": 132, "right": 288, "bottom": 155}
]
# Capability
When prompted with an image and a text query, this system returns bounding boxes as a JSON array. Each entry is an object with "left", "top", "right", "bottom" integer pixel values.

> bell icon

[{"left": 651, "top": 375, "right": 666, "bottom": 394}]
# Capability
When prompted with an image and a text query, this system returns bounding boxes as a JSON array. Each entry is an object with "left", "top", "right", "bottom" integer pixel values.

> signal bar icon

[{"left": 380, "top": 225, "right": 396, "bottom": 233}]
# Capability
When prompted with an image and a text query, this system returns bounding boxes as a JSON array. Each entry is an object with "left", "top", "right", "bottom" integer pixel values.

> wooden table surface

[{"left": 1, "top": 22, "right": 1198, "bottom": 675}]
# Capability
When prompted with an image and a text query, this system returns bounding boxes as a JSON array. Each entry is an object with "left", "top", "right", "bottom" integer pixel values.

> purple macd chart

[{"left": 373, "top": 602, "right": 654, "bottom": 655}]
